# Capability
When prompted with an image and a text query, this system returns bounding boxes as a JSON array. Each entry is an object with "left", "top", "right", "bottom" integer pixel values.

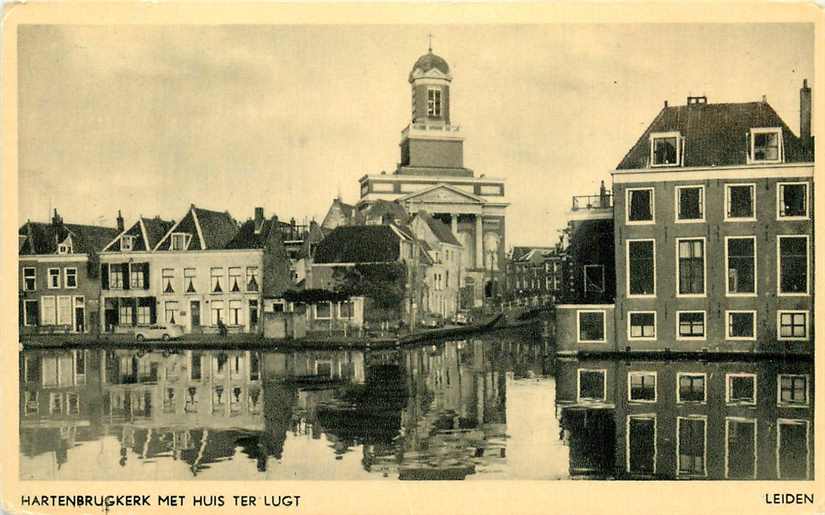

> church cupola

[{"left": 409, "top": 44, "right": 452, "bottom": 126}]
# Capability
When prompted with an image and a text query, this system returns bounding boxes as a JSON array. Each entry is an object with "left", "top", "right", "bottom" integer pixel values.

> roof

[
  {"left": 103, "top": 217, "right": 175, "bottom": 252},
  {"left": 413, "top": 211, "right": 461, "bottom": 246},
  {"left": 142, "top": 217, "right": 175, "bottom": 250},
  {"left": 511, "top": 246, "right": 555, "bottom": 263},
  {"left": 156, "top": 205, "right": 238, "bottom": 251},
  {"left": 313, "top": 225, "right": 404, "bottom": 264},
  {"left": 224, "top": 218, "right": 276, "bottom": 249},
  {"left": 616, "top": 100, "right": 812, "bottom": 170},
  {"left": 19, "top": 221, "right": 119, "bottom": 255},
  {"left": 410, "top": 50, "right": 450, "bottom": 81},
  {"left": 363, "top": 200, "right": 409, "bottom": 223}
]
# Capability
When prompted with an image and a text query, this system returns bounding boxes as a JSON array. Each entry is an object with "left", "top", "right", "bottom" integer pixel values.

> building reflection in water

[
  {"left": 555, "top": 357, "right": 813, "bottom": 480},
  {"left": 18, "top": 332, "right": 812, "bottom": 480}
]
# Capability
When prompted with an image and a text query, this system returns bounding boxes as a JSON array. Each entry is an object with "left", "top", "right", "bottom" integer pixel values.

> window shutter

[
  {"left": 149, "top": 301, "right": 157, "bottom": 324},
  {"left": 143, "top": 263, "right": 150, "bottom": 289},
  {"left": 101, "top": 265, "right": 109, "bottom": 290},
  {"left": 131, "top": 298, "right": 137, "bottom": 326},
  {"left": 122, "top": 264, "right": 130, "bottom": 290}
]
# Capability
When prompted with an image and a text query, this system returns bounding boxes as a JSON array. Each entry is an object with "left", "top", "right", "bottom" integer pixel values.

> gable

[
  {"left": 104, "top": 222, "right": 145, "bottom": 252},
  {"left": 401, "top": 184, "right": 485, "bottom": 205},
  {"left": 156, "top": 210, "right": 202, "bottom": 251}
]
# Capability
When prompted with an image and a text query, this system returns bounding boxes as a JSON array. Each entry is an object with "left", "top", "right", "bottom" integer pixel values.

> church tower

[{"left": 399, "top": 47, "right": 469, "bottom": 175}]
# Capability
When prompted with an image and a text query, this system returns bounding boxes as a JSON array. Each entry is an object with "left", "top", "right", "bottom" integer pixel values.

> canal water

[{"left": 19, "top": 327, "right": 813, "bottom": 480}]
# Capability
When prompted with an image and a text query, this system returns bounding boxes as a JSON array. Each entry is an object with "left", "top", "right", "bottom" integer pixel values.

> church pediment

[{"left": 400, "top": 184, "right": 485, "bottom": 205}]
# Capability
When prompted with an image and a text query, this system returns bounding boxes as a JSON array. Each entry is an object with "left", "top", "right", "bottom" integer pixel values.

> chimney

[
  {"left": 687, "top": 96, "right": 707, "bottom": 106},
  {"left": 800, "top": 78, "right": 811, "bottom": 144},
  {"left": 51, "top": 208, "right": 62, "bottom": 226},
  {"left": 116, "top": 210, "right": 124, "bottom": 232},
  {"left": 254, "top": 207, "right": 264, "bottom": 233},
  {"left": 761, "top": 94, "right": 767, "bottom": 104}
]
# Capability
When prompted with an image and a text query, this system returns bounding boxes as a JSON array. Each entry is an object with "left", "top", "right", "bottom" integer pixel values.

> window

[
  {"left": 677, "top": 238, "right": 705, "bottom": 296},
  {"left": 162, "top": 268, "right": 175, "bottom": 294},
  {"left": 339, "top": 301, "right": 354, "bottom": 319},
  {"left": 23, "top": 299, "right": 38, "bottom": 326},
  {"left": 165, "top": 301, "right": 178, "bottom": 325},
  {"left": 651, "top": 133, "right": 680, "bottom": 166},
  {"left": 57, "top": 243, "right": 71, "bottom": 255},
  {"left": 246, "top": 267, "right": 259, "bottom": 292},
  {"left": 23, "top": 267, "right": 36, "bottom": 290},
  {"left": 577, "top": 311, "right": 606, "bottom": 342},
  {"left": 677, "top": 373, "right": 706, "bottom": 403},
  {"left": 677, "top": 417, "right": 707, "bottom": 476},
  {"left": 119, "top": 302, "right": 133, "bottom": 326},
  {"left": 750, "top": 128, "right": 782, "bottom": 163},
  {"left": 229, "top": 267, "right": 242, "bottom": 292},
  {"left": 64, "top": 268, "right": 78, "bottom": 289},
  {"left": 675, "top": 186, "right": 704, "bottom": 221},
  {"left": 171, "top": 233, "right": 190, "bottom": 251},
  {"left": 315, "top": 302, "right": 332, "bottom": 320},
  {"left": 49, "top": 392, "right": 63, "bottom": 415},
  {"left": 577, "top": 369, "right": 606, "bottom": 401},
  {"left": 726, "top": 184, "right": 755, "bottom": 220},
  {"left": 47, "top": 268, "right": 60, "bottom": 289},
  {"left": 725, "top": 418, "right": 757, "bottom": 479},
  {"left": 210, "top": 300, "right": 224, "bottom": 325},
  {"left": 778, "top": 236, "right": 808, "bottom": 295},
  {"left": 726, "top": 237, "right": 755, "bottom": 295},
  {"left": 626, "top": 188, "right": 654, "bottom": 223},
  {"left": 136, "top": 304, "right": 151, "bottom": 325},
  {"left": 128, "top": 264, "right": 144, "bottom": 289},
  {"left": 726, "top": 311, "right": 756, "bottom": 340},
  {"left": 41, "top": 296, "right": 56, "bottom": 325},
  {"left": 109, "top": 263, "right": 126, "bottom": 289},
  {"left": 778, "top": 311, "right": 808, "bottom": 340},
  {"left": 628, "top": 372, "right": 657, "bottom": 402},
  {"left": 57, "top": 296, "right": 72, "bottom": 326},
  {"left": 778, "top": 374, "right": 808, "bottom": 406},
  {"left": 583, "top": 265, "right": 605, "bottom": 293},
  {"left": 627, "top": 240, "right": 655, "bottom": 296},
  {"left": 726, "top": 374, "right": 756, "bottom": 405},
  {"left": 777, "top": 182, "right": 808, "bottom": 219},
  {"left": 677, "top": 311, "right": 705, "bottom": 340},
  {"left": 628, "top": 312, "right": 656, "bottom": 340},
  {"left": 427, "top": 87, "right": 442, "bottom": 117},
  {"left": 183, "top": 268, "right": 197, "bottom": 293},
  {"left": 210, "top": 267, "right": 224, "bottom": 293},
  {"left": 228, "top": 300, "right": 242, "bottom": 325},
  {"left": 627, "top": 416, "right": 656, "bottom": 475},
  {"left": 121, "top": 235, "right": 135, "bottom": 251}
]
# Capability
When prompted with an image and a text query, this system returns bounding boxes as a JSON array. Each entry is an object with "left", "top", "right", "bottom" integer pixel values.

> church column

[
  {"left": 451, "top": 214, "right": 458, "bottom": 237},
  {"left": 475, "top": 215, "right": 483, "bottom": 269}
]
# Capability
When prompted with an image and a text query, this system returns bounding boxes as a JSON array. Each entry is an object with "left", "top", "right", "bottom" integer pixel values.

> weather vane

[{"left": 428, "top": 33, "right": 433, "bottom": 52}]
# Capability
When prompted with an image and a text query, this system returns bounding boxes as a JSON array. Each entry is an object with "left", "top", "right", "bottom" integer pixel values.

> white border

[
  {"left": 674, "top": 184, "right": 705, "bottom": 223},
  {"left": 777, "top": 234, "right": 810, "bottom": 296},
  {"left": 576, "top": 309, "right": 607, "bottom": 343},
  {"left": 724, "top": 236, "right": 757, "bottom": 297},
  {"left": 777, "top": 374, "right": 809, "bottom": 408},
  {"left": 576, "top": 368, "right": 607, "bottom": 402},
  {"left": 776, "top": 419, "right": 810, "bottom": 479},
  {"left": 625, "top": 187, "right": 655, "bottom": 225},
  {"left": 724, "top": 417, "right": 758, "bottom": 479},
  {"left": 64, "top": 267, "right": 78, "bottom": 289},
  {"left": 725, "top": 373, "right": 757, "bottom": 405},
  {"left": 626, "top": 239, "right": 656, "bottom": 298},
  {"left": 776, "top": 181, "right": 810, "bottom": 221},
  {"left": 724, "top": 183, "right": 757, "bottom": 222},
  {"left": 776, "top": 310, "right": 809, "bottom": 341},
  {"left": 725, "top": 310, "right": 757, "bottom": 341},
  {"left": 627, "top": 371, "right": 657, "bottom": 403},
  {"left": 627, "top": 311, "right": 656, "bottom": 341},
  {"left": 676, "top": 372, "right": 707, "bottom": 404},
  {"left": 649, "top": 131, "right": 682, "bottom": 168},
  {"left": 676, "top": 415, "right": 708, "bottom": 478},
  {"left": 676, "top": 310, "right": 706, "bottom": 341},
  {"left": 626, "top": 414, "right": 657, "bottom": 476},
  {"left": 675, "top": 237, "right": 706, "bottom": 297},
  {"left": 748, "top": 127, "right": 784, "bottom": 165}
]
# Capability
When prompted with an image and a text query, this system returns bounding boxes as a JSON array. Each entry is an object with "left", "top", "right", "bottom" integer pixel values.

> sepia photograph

[{"left": 3, "top": 4, "right": 822, "bottom": 514}]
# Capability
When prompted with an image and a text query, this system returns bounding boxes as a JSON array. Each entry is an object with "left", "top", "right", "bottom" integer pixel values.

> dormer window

[
  {"left": 121, "top": 235, "right": 135, "bottom": 251},
  {"left": 650, "top": 132, "right": 681, "bottom": 167},
  {"left": 427, "top": 87, "right": 442, "bottom": 118},
  {"left": 750, "top": 128, "right": 783, "bottom": 163},
  {"left": 57, "top": 244, "right": 70, "bottom": 255},
  {"left": 171, "top": 233, "right": 191, "bottom": 251}
]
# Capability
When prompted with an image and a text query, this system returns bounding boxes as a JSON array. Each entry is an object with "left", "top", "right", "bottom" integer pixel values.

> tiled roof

[
  {"left": 363, "top": 199, "right": 409, "bottom": 223},
  {"left": 142, "top": 217, "right": 175, "bottom": 250},
  {"left": 193, "top": 207, "right": 238, "bottom": 249},
  {"left": 410, "top": 51, "right": 450, "bottom": 80},
  {"left": 616, "top": 101, "right": 812, "bottom": 170},
  {"left": 314, "top": 225, "right": 402, "bottom": 264},
  {"left": 19, "top": 221, "right": 118, "bottom": 255},
  {"left": 414, "top": 211, "right": 461, "bottom": 246}
]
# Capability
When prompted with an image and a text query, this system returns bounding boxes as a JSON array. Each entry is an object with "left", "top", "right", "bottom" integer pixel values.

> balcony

[
  {"left": 401, "top": 123, "right": 463, "bottom": 141},
  {"left": 571, "top": 194, "right": 613, "bottom": 211}
]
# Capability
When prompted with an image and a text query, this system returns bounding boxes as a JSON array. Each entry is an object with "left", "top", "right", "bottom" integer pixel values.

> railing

[
  {"left": 571, "top": 194, "right": 613, "bottom": 211},
  {"left": 402, "top": 123, "right": 462, "bottom": 136}
]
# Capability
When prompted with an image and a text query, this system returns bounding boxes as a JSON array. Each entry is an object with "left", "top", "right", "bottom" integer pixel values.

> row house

[
  {"left": 408, "top": 210, "right": 463, "bottom": 319},
  {"left": 557, "top": 81, "right": 814, "bottom": 356},
  {"left": 503, "top": 245, "right": 564, "bottom": 307},
  {"left": 306, "top": 224, "right": 426, "bottom": 331},
  {"left": 18, "top": 209, "right": 120, "bottom": 335},
  {"left": 556, "top": 357, "right": 812, "bottom": 479},
  {"left": 99, "top": 205, "right": 292, "bottom": 335}
]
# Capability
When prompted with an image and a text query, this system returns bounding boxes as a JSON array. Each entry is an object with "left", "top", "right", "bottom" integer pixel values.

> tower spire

[{"left": 428, "top": 33, "right": 433, "bottom": 53}]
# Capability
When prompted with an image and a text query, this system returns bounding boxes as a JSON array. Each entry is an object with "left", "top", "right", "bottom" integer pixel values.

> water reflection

[{"left": 19, "top": 332, "right": 812, "bottom": 480}]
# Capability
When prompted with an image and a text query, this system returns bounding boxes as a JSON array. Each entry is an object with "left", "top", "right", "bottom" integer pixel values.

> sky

[{"left": 18, "top": 24, "right": 814, "bottom": 246}]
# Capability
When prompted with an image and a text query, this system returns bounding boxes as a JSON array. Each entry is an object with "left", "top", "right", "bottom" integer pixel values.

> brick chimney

[
  {"left": 254, "top": 207, "right": 264, "bottom": 234},
  {"left": 800, "top": 79, "right": 811, "bottom": 144},
  {"left": 116, "top": 210, "right": 124, "bottom": 232}
]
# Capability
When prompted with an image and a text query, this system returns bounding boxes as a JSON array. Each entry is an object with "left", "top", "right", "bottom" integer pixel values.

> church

[{"left": 356, "top": 46, "right": 509, "bottom": 307}]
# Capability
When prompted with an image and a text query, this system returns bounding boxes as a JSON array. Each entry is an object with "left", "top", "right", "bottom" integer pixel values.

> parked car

[
  {"left": 419, "top": 313, "right": 446, "bottom": 329},
  {"left": 452, "top": 311, "right": 473, "bottom": 325},
  {"left": 134, "top": 324, "right": 184, "bottom": 341}
]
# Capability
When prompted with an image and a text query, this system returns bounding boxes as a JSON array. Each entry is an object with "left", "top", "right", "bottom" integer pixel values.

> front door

[{"left": 190, "top": 301, "right": 201, "bottom": 331}]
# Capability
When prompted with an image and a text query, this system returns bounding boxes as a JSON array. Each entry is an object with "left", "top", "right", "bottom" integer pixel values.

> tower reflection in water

[{"left": 19, "top": 333, "right": 812, "bottom": 480}]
